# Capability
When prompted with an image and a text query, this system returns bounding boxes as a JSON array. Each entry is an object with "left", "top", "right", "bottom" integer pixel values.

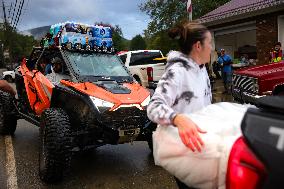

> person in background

[
  {"left": 218, "top": 49, "right": 232, "bottom": 94},
  {"left": 38, "top": 58, "right": 51, "bottom": 75},
  {"left": 212, "top": 50, "right": 221, "bottom": 79},
  {"left": 147, "top": 21, "right": 212, "bottom": 189},
  {"left": 46, "top": 57, "right": 70, "bottom": 85},
  {"left": 270, "top": 42, "right": 283, "bottom": 63},
  {"left": 44, "top": 62, "right": 52, "bottom": 75}
]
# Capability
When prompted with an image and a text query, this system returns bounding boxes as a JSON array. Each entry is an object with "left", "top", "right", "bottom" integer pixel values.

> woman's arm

[{"left": 147, "top": 67, "right": 180, "bottom": 125}]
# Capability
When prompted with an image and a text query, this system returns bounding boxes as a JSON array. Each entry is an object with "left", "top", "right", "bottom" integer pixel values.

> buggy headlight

[
  {"left": 141, "top": 95, "right": 150, "bottom": 107},
  {"left": 90, "top": 96, "right": 114, "bottom": 108}
]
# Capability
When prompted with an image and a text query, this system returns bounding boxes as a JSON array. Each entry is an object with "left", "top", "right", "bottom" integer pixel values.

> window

[
  {"left": 119, "top": 54, "right": 127, "bottom": 64},
  {"left": 27, "top": 49, "right": 43, "bottom": 70},
  {"left": 129, "top": 51, "right": 163, "bottom": 66},
  {"left": 65, "top": 52, "right": 129, "bottom": 77},
  {"left": 37, "top": 50, "right": 69, "bottom": 75}
]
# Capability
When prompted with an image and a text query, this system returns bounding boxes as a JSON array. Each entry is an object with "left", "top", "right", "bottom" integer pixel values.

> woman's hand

[{"left": 173, "top": 114, "right": 206, "bottom": 152}]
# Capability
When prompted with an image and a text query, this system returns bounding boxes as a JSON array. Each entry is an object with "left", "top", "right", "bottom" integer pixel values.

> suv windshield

[{"left": 64, "top": 51, "right": 132, "bottom": 82}]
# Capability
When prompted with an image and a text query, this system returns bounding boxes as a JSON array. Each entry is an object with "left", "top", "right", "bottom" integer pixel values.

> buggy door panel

[
  {"left": 32, "top": 70, "right": 54, "bottom": 115},
  {"left": 20, "top": 64, "right": 38, "bottom": 112},
  {"left": 20, "top": 64, "right": 54, "bottom": 115}
]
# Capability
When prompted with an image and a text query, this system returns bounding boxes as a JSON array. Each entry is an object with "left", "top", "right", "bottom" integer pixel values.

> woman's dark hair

[{"left": 168, "top": 21, "right": 209, "bottom": 55}]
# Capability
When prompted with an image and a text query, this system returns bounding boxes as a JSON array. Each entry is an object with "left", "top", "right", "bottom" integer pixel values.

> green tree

[
  {"left": 140, "top": 0, "right": 187, "bottom": 36},
  {"left": 130, "top": 35, "right": 146, "bottom": 50},
  {"left": 112, "top": 25, "right": 128, "bottom": 51},
  {"left": 139, "top": 0, "right": 229, "bottom": 54},
  {"left": 0, "top": 24, "right": 37, "bottom": 67},
  {"left": 140, "top": 0, "right": 230, "bottom": 35}
]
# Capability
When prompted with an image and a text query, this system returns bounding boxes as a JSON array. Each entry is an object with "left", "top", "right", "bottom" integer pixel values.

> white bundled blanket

[{"left": 152, "top": 102, "right": 254, "bottom": 189}]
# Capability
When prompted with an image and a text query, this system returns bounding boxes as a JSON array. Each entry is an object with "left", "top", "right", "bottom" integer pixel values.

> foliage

[
  {"left": 139, "top": 0, "right": 187, "bottom": 36},
  {"left": 144, "top": 31, "right": 179, "bottom": 55},
  {"left": 112, "top": 25, "right": 129, "bottom": 51},
  {"left": 0, "top": 24, "right": 37, "bottom": 67},
  {"left": 140, "top": 0, "right": 229, "bottom": 35},
  {"left": 139, "top": 0, "right": 230, "bottom": 54},
  {"left": 130, "top": 35, "right": 146, "bottom": 50}
]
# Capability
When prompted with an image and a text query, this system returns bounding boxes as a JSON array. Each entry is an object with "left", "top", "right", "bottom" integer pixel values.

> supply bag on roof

[{"left": 152, "top": 102, "right": 253, "bottom": 189}]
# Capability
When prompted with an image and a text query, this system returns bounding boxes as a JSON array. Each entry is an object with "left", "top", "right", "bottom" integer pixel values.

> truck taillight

[
  {"left": 226, "top": 137, "right": 267, "bottom": 189},
  {"left": 147, "top": 67, "right": 153, "bottom": 82}
]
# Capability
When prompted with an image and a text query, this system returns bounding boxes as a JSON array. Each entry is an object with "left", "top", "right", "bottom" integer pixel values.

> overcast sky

[{"left": 1, "top": 0, "right": 150, "bottom": 39}]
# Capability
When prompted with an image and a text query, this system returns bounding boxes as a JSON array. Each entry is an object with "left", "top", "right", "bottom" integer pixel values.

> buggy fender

[{"left": 50, "top": 85, "right": 102, "bottom": 129}]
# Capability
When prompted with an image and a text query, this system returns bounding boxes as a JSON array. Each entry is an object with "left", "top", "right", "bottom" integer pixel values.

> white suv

[
  {"left": 3, "top": 70, "right": 15, "bottom": 83},
  {"left": 118, "top": 50, "right": 166, "bottom": 89}
]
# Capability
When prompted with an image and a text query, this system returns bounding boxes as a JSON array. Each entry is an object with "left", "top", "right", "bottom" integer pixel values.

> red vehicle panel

[
  {"left": 20, "top": 59, "right": 54, "bottom": 115},
  {"left": 232, "top": 61, "right": 284, "bottom": 104}
]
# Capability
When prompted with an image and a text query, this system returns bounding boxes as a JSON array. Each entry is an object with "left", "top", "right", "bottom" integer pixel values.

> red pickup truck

[{"left": 231, "top": 61, "right": 284, "bottom": 104}]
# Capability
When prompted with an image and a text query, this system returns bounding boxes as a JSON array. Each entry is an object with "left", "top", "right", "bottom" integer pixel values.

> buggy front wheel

[{"left": 39, "top": 108, "right": 72, "bottom": 183}]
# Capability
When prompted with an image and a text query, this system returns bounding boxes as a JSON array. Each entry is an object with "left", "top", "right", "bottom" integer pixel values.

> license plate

[{"left": 119, "top": 128, "right": 140, "bottom": 137}]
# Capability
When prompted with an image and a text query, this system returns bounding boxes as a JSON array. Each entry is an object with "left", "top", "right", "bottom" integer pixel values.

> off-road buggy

[{"left": 0, "top": 46, "right": 155, "bottom": 182}]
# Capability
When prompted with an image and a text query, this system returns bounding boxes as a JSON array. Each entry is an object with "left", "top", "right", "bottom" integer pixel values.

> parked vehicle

[
  {"left": 5, "top": 62, "right": 19, "bottom": 71},
  {"left": 226, "top": 95, "right": 284, "bottom": 189},
  {"left": 117, "top": 50, "right": 166, "bottom": 89},
  {"left": 2, "top": 70, "right": 15, "bottom": 83},
  {"left": 0, "top": 46, "right": 154, "bottom": 183},
  {"left": 231, "top": 61, "right": 284, "bottom": 104}
]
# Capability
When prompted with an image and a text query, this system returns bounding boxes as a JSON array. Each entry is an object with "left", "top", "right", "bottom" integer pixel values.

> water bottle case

[{"left": 41, "top": 22, "right": 114, "bottom": 53}]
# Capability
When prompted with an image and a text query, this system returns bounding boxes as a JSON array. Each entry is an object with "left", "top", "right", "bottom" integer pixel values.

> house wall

[
  {"left": 207, "top": 11, "right": 284, "bottom": 65},
  {"left": 256, "top": 13, "right": 279, "bottom": 64}
]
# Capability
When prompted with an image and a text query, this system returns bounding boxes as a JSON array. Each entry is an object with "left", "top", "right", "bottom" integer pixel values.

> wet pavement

[
  {"left": 211, "top": 79, "right": 234, "bottom": 103},
  {"left": 0, "top": 80, "right": 233, "bottom": 189},
  {"left": 1, "top": 119, "right": 178, "bottom": 189}
]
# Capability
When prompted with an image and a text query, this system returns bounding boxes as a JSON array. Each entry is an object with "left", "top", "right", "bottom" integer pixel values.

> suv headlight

[
  {"left": 141, "top": 95, "right": 150, "bottom": 107},
  {"left": 252, "top": 78, "right": 259, "bottom": 93},
  {"left": 90, "top": 96, "right": 114, "bottom": 108}
]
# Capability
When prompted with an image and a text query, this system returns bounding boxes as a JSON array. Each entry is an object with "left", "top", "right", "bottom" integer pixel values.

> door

[{"left": 278, "top": 15, "right": 284, "bottom": 50}]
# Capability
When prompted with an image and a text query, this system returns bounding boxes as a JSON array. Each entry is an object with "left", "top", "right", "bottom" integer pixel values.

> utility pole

[
  {"left": 0, "top": 40, "right": 3, "bottom": 68},
  {"left": 2, "top": 0, "right": 12, "bottom": 68}
]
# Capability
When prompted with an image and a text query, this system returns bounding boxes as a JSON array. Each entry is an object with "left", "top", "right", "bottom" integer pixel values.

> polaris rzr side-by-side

[{"left": 0, "top": 43, "right": 155, "bottom": 182}]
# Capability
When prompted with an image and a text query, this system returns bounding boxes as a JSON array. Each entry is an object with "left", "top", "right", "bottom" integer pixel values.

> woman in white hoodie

[{"left": 147, "top": 21, "right": 212, "bottom": 189}]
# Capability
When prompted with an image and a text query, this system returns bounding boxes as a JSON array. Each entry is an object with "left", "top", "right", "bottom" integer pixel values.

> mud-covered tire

[
  {"left": 39, "top": 108, "right": 72, "bottom": 183},
  {"left": 0, "top": 91, "right": 17, "bottom": 135}
]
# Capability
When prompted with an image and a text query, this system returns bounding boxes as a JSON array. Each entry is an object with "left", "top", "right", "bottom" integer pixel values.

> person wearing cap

[
  {"left": 38, "top": 58, "right": 52, "bottom": 75},
  {"left": 46, "top": 57, "right": 70, "bottom": 85},
  {"left": 217, "top": 49, "right": 232, "bottom": 94},
  {"left": 270, "top": 42, "right": 283, "bottom": 63}
]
